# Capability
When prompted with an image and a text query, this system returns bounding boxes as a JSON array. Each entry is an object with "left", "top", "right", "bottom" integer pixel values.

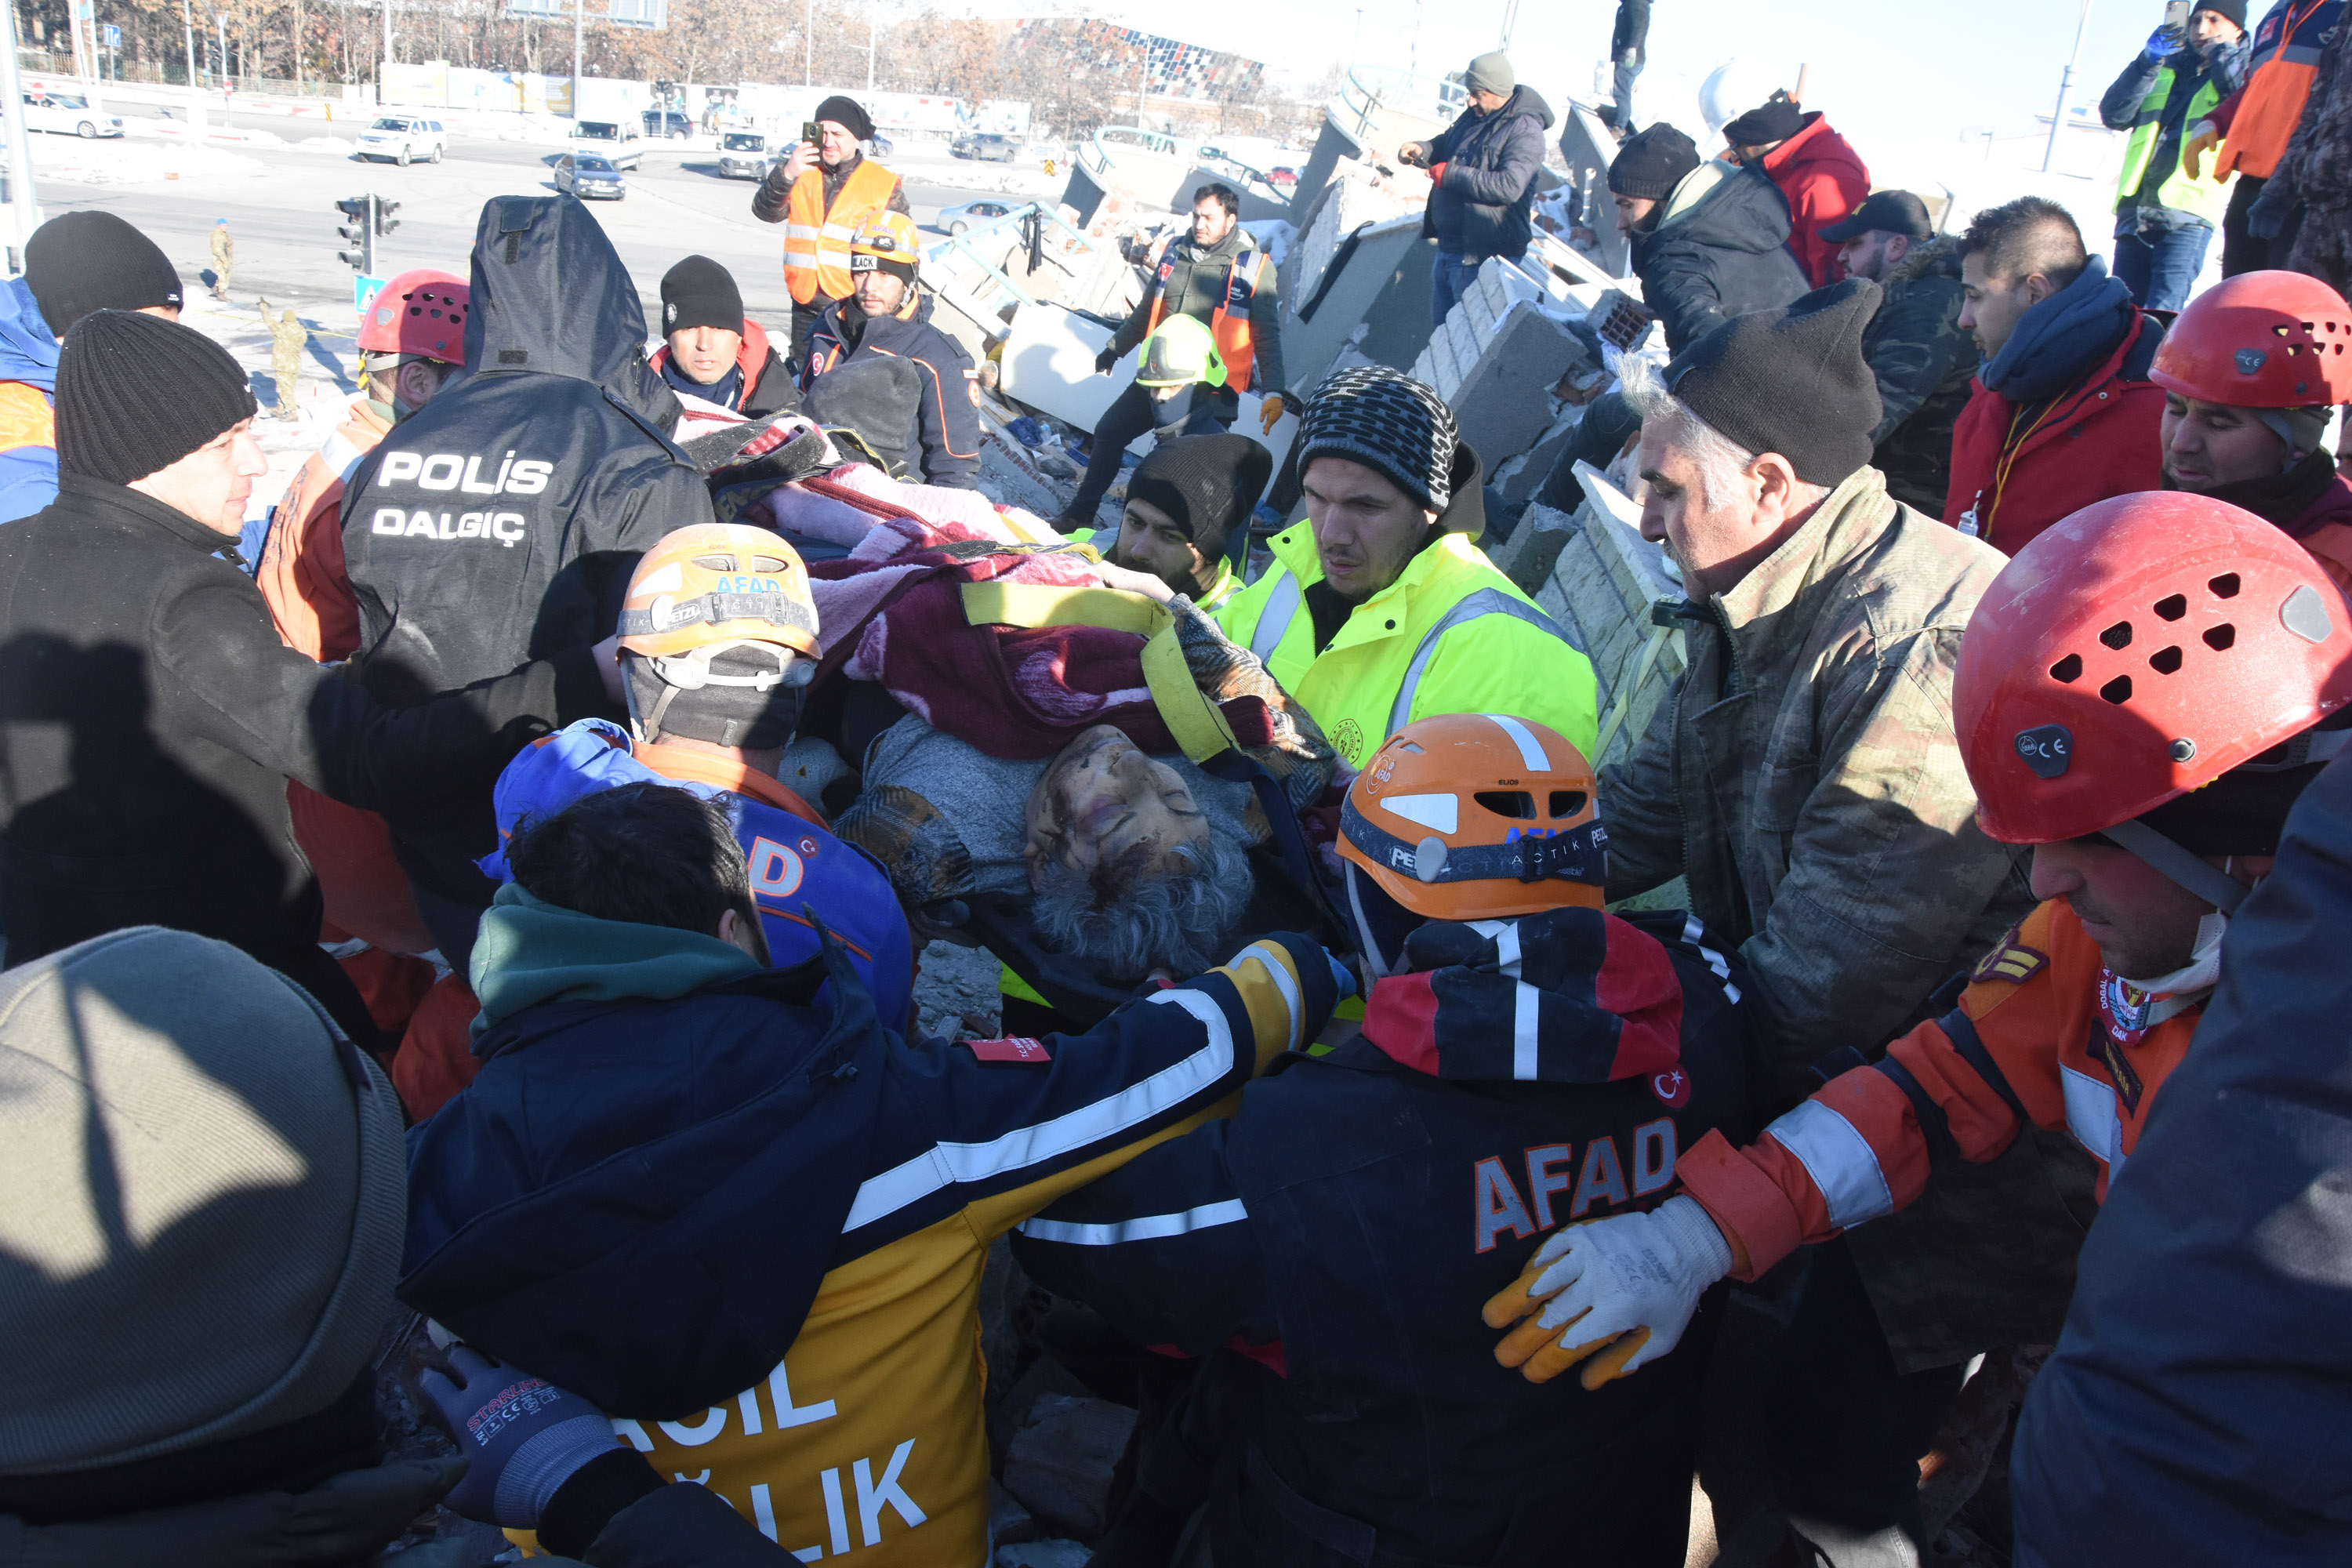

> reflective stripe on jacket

[
  {"left": 1145, "top": 240, "right": 1270, "bottom": 394},
  {"left": 785, "top": 158, "right": 901, "bottom": 305},
  {"left": 1213, "top": 525, "right": 1597, "bottom": 770},
  {"left": 2116, "top": 63, "right": 2234, "bottom": 223}
]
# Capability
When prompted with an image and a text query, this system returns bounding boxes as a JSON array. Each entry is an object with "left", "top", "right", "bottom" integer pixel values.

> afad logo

[{"left": 1649, "top": 1065, "right": 1691, "bottom": 1109}]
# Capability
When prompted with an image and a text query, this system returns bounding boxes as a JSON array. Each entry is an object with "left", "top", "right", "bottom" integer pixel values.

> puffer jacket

[
  {"left": 1754, "top": 112, "right": 1871, "bottom": 287},
  {"left": 1864, "top": 237, "right": 1975, "bottom": 517},
  {"left": 1421, "top": 86, "right": 1555, "bottom": 261},
  {"left": 1631, "top": 161, "right": 1812, "bottom": 354}
]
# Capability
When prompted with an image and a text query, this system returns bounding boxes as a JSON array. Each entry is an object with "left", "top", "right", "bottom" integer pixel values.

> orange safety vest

[
  {"left": 1143, "top": 238, "right": 1269, "bottom": 394},
  {"left": 2215, "top": 0, "right": 2340, "bottom": 180},
  {"left": 784, "top": 159, "right": 902, "bottom": 306}
]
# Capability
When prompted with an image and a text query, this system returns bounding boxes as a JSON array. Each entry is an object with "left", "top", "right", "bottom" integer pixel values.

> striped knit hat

[{"left": 1298, "top": 365, "right": 1460, "bottom": 513}]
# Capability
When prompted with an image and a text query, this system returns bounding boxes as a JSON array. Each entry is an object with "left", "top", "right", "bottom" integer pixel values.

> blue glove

[
  {"left": 2147, "top": 24, "right": 2185, "bottom": 57},
  {"left": 417, "top": 1345, "right": 626, "bottom": 1530},
  {"left": 1327, "top": 949, "right": 1360, "bottom": 1000}
]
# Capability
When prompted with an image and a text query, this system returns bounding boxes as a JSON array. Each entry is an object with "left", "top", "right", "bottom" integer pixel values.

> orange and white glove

[
  {"left": 2184, "top": 120, "right": 2220, "bottom": 182},
  {"left": 1482, "top": 1195, "right": 1733, "bottom": 1389}
]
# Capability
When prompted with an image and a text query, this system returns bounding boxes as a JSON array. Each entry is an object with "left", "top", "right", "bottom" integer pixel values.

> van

[{"left": 568, "top": 118, "right": 644, "bottom": 170}]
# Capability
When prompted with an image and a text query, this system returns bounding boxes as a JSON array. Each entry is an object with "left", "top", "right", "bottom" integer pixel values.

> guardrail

[{"left": 1326, "top": 63, "right": 1465, "bottom": 145}]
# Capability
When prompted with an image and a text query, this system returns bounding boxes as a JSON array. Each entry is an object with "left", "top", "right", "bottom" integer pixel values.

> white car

[
  {"left": 568, "top": 120, "right": 644, "bottom": 170},
  {"left": 355, "top": 114, "right": 445, "bottom": 165},
  {"left": 21, "top": 91, "right": 122, "bottom": 139},
  {"left": 939, "top": 198, "right": 1016, "bottom": 236}
]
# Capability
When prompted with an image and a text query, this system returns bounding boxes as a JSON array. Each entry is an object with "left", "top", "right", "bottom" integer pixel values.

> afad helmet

[
  {"left": 2150, "top": 269, "right": 2352, "bottom": 410},
  {"left": 357, "top": 269, "right": 468, "bottom": 364},
  {"left": 849, "top": 210, "right": 923, "bottom": 287},
  {"left": 1339, "top": 713, "right": 1606, "bottom": 922},
  {"left": 1136, "top": 314, "right": 1227, "bottom": 390},
  {"left": 616, "top": 524, "right": 821, "bottom": 748},
  {"left": 1955, "top": 492, "right": 2352, "bottom": 909}
]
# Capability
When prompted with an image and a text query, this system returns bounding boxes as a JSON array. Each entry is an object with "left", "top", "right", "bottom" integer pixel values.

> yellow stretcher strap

[
  {"left": 958, "top": 582, "right": 1236, "bottom": 763},
  {"left": 1139, "top": 622, "right": 1237, "bottom": 762}
]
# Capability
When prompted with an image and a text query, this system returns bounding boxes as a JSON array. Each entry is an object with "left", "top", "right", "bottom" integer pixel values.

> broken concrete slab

[
  {"left": 1003, "top": 1394, "right": 1139, "bottom": 1541},
  {"left": 1555, "top": 103, "right": 1632, "bottom": 279},
  {"left": 1486, "top": 502, "right": 1581, "bottom": 597},
  {"left": 997, "top": 303, "right": 1137, "bottom": 441},
  {"left": 990, "top": 1480, "right": 1040, "bottom": 1548},
  {"left": 1412, "top": 259, "right": 1593, "bottom": 470},
  {"left": 1532, "top": 463, "right": 1686, "bottom": 779}
]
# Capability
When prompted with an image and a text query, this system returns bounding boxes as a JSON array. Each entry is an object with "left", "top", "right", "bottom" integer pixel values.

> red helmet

[
  {"left": 1955, "top": 492, "right": 2352, "bottom": 847},
  {"left": 358, "top": 269, "right": 469, "bottom": 364},
  {"left": 2150, "top": 269, "right": 2352, "bottom": 408}
]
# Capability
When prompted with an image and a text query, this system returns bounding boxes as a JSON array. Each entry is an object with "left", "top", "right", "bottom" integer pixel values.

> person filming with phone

[
  {"left": 2097, "top": 0, "right": 2251, "bottom": 310},
  {"left": 752, "top": 93, "right": 911, "bottom": 365}
]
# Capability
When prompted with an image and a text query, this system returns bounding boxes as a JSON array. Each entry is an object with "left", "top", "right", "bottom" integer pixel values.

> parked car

[
  {"left": 869, "top": 132, "right": 894, "bottom": 155},
  {"left": 354, "top": 114, "right": 445, "bottom": 165},
  {"left": 20, "top": 90, "right": 122, "bottom": 139},
  {"left": 1269, "top": 165, "right": 1299, "bottom": 189},
  {"left": 643, "top": 109, "right": 691, "bottom": 140},
  {"left": 939, "top": 199, "right": 1014, "bottom": 236},
  {"left": 716, "top": 131, "right": 771, "bottom": 180},
  {"left": 951, "top": 132, "right": 1021, "bottom": 162},
  {"left": 554, "top": 153, "right": 625, "bottom": 201},
  {"left": 569, "top": 118, "right": 644, "bottom": 169}
]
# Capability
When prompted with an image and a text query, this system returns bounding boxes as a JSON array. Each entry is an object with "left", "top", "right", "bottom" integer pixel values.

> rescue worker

[
  {"left": 339, "top": 194, "right": 717, "bottom": 977},
  {"left": 1013, "top": 714, "right": 1770, "bottom": 1567},
  {"left": 652, "top": 254, "right": 797, "bottom": 417},
  {"left": 209, "top": 216, "right": 233, "bottom": 300},
  {"left": 2098, "top": 2, "right": 2249, "bottom": 310},
  {"left": 2186, "top": 0, "right": 2347, "bottom": 273},
  {"left": 397, "top": 778, "right": 1344, "bottom": 1568},
  {"left": 1214, "top": 365, "right": 1597, "bottom": 771},
  {"left": 2150, "top": 269, "right": 2352, "bottom": 588},
  {"left": 1946, "top": 196, "right": 2168, "bottom": 554},
  {"left": 1101, "top": 432, "right": 1271, "bottom": 611},
  {"left": 1722, "top": 90, "right": 1871, "bottom": 289},
  {"left": 796, "top": 211, "right": 977, "bottom": 488},
  {"left": 1490, "top": 492, "right": 2352, "bottom": 1559},
  {"left": 1058, "top": 183, "right": 1289, "bottom": 531},
  {"left": 1824, "top": 191, "right": 1975, "bottom": 517},
  {"left": 750, "top": 93, "right": 912, "bottom": 363}
]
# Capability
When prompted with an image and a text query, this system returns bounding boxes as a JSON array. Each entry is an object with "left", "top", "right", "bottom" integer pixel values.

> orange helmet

[
  {"left": 1338, "top": 713, "right": 1606, "bottom": 920},
  {"left": 618, "top": 524, "right": 820, "bottom": 662}
]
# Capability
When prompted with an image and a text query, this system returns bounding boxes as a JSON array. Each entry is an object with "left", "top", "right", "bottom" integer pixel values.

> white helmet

[{"left": 1699, "top": 59, "right": 1791, "bottom": 136}]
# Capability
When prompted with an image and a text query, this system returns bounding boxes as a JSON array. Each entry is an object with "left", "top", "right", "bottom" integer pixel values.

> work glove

[
  {"left": 2146, "top": 23, "right": 2185, "bottom": 57},
  {"left": 1481, "top": 1195, "right": 1733, "bottom": 1389},
  {"left": 416, "top": 1345, "right": 626, "bottom": 1530},
  {"left": 1259, "top": 394, "right": 1286, "bottom": 435},
  {"left": 2183, "top": 118, "right": 2220, "bottom": 180},
  {"left": 1094, "top": 344, "right": 1120, "bottom": 374}
]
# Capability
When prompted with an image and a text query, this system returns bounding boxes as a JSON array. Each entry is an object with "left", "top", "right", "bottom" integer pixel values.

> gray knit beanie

[
  {"left": 1298, "top": 365, "right": 1461, "bottom": 513},
  {"left": 0, "top": 927, "right": 407, "bottom": 1475},
  {"left": 56, "top": 309, "right": 258, "bottom": 485}
]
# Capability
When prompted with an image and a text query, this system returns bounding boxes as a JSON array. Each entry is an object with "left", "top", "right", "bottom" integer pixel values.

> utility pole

[
  {"left": 571, "top": 0, "right": 583, "bottom": 124},
  {"left": 0, "top": 0, "right": 39, "bottom": 270},
  {"left": 215, "top": 13, "right": 227, "bottom": 93},
  {"left": 180, "top": 0, "right": 204, "bottom": 130},
  {"left": 803, "top": 0, "right": 810, "bottom": 88},
  {"left": 2044, "top": 0, "right": 2095, "bottom": 173},
  {"left": 292, "top": 0, "right": 300, "bottom": 94},
  {"left": 866, "top": 13, "right": 875, "bottom": 93},
  {"left": 381, "top": 0, "right": 393, "bottom": 100}
]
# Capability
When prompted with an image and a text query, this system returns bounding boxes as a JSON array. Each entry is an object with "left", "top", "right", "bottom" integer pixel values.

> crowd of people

[{"left": 5, "top": 11, "right": 2352, "bottom": 1564}]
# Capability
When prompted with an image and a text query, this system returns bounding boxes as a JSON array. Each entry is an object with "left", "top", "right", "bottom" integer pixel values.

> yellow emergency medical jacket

[
  {"left": 785, "top": 159, "right": 902, "bottom": 306},
  {"left": 1214, "top": 525, "right": 1599, "bottom": 770}
]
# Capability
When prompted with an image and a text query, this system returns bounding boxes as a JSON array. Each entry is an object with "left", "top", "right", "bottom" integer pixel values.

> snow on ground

[{"left": 27, "top": 133, "right": 269, "bottom": 183}]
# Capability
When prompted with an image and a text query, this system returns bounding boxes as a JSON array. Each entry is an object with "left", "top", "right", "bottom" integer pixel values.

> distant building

[{"left": 1013, "top": 19, "right": 1265, "bottom": 107}]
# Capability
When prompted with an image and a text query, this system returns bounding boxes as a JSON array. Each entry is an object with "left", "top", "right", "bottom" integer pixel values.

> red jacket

[
  {"left": 1757, "top": 114, "right": 1871, "bottom": 289},
  {"left": 1942, "top": 312, "right": 2167, "bottom": 556}
]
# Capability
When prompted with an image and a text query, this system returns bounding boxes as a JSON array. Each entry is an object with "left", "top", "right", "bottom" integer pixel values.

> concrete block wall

[
  {"left": 1411, "top": 257, "right": 1591, "bottom": 472},
  {"left": 1531, "top": 465, "right": 1686, "bottom": 778}
]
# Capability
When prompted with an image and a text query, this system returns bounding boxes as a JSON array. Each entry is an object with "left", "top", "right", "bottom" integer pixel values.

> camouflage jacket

[
  {"left": 1600, "top": 465, "right": 2033, "bottom": 1098},
  {"left": 1864, "top": 238, "right": 1976, "bottom": 519}
]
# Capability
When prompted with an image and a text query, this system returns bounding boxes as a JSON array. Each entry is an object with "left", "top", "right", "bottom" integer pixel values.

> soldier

[
  {"left": 258, "top": 298, "right": 307, "bottom": 422},
  {"left": 209, "top": 217, "right": 233, "bottom": 300},
  {"left": 1823, "top": 190, "right": 1975, "bottom": 518}
]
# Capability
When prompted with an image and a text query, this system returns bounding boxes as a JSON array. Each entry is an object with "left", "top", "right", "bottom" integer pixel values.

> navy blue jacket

[
  {"left": 1014, "top": 909, "right": 1772, "bottom": 1567},
  {"left": 2013, "top": 746, "right": 2352, "bottom": 1563},
  {"left": 1422, "top": 87, "right": 1555, "bottom": 262}
]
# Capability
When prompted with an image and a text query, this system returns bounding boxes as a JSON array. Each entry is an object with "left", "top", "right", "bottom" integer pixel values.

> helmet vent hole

[
  {"left": 1549, "top": 790, "right": 1588, "bottom": 818},
  {"left": 2210, "top": 573, "right": 2241, "bottom": 599},
  {"left": 2204, "top": 623, "right": 2237, "bottom": 651},
  {"left": 1475, "top": 791, "right": 1536, "bottom": 819},
  {"left": 2100, "top": 620, "right": 2132, "bottom": 650},
  {"left": 2149, "top": 644, "right": 2183, "bottom": 675},
  {"left": 691, "top": 554, "right": 739, "bottom": 571},
  {"left": 2049, "top": 652, "right": 2083, "bottom": 683},
  {"left": 2154, "top": 593, "right": 2187, "bottom": 621},
  {"left": 750, "top": 556, "right": 793, "bottom": 574},
  {"left": 2100, "top": 675, "right": 2133, "bottom": 705},
  {"left": 2276, "top": 325, "right": 2292, "bottom": 336}
]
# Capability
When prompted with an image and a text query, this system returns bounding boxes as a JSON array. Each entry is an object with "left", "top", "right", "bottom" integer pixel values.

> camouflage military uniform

[
  {"left": 209, "top": 222, "right": 234, "bottom": 300},
  {"left": 1864, "top": 237, "right": 1976, "bottom": 521},
  {"left": 260, "top": 300, "right": 307, "bottom": 422}
]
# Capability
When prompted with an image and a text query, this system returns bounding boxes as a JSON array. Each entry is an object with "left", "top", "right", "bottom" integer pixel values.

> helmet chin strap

[{"left": 2100, "top": 818, "right": 2250, "bottom": 914}]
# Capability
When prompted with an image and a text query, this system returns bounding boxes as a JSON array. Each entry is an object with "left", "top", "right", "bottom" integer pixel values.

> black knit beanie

[
  {"left": 2193, "top": 0, "right": 2249, "bottom": 29},
  {"left": 1668, "top": 278, "right": 1884, "bottom": 488},
  {"left": 814, "top": 95, "right": 875, "bottom": 143},
  {"left": 1608, "top": 125, "right": 1701, "bottom": 201},
  {"left": 1127, "top": 433, "right": 1272, "bottom": 557},
  {"left": 24, "top": 211, "right": 183, "bottom": 338},
  {"left": 1298, "top": 365, "right": 1460, "bottom": 513},
  {"left": 661, "top": 255, "right": 745, "bottom": 336},
  {"left": 56, "top": 310, "right": 257, "bottom": 485},
  {"left": 1722, "top": 93, "right": 1806, "bottom": 148}
]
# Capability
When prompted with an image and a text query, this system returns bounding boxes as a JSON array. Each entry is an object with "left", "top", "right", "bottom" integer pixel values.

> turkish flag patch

[
  {"left": 963, "top": 1036, "right": 1053, "bottom": 1064},
  {"left": 1649, "top": 1065, "right": 1692, "bottom": 1108}
]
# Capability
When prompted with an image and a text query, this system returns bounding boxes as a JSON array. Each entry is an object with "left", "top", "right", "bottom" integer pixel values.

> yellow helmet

[
  {"left": 850, "top": 211, "right": 923, "bottom": 281},
  {"left": 617, "top": 524, "right": 819, "bottom": 661},
  {"left": 1137, "top": 314, "right": 1227, "bottom": 389}
]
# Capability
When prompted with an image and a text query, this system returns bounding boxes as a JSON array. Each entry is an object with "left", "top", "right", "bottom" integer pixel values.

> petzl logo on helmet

[
  {"left": 2237, "top": 348, "right": 2268, "bottom": 376},
  {"left": 2015, "top": 724, "right": 2071, "bottom": 779}
]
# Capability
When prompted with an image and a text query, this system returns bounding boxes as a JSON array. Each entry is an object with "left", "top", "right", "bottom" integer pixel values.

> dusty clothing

[
  {"left": 1601, "top": 465, "right": 2032, "bottom": 1086},
  {"left": 1631, "top": 161, "right": 1812, "bottom": 354},
  {"left": 1864, "top": 238, "right": 1975, "bottom": 518}
]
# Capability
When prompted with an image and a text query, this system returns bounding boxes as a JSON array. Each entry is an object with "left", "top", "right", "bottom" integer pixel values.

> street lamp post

[
  {"left": 2043, "top": 0, "right": 2096, "bottom": 173},
  {"left": 0, "top": 0, "right": 41, "bottom": 269}
]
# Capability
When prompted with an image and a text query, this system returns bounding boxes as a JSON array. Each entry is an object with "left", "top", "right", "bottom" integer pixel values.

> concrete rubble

[{"left": 1003, "top": 1394, "right": 1141, "bottom": 1540}]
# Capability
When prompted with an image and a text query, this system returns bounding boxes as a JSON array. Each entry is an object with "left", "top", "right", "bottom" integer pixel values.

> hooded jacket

[
  {"left": 1864, "top": 237, "right": 1975, "bottom": 517},
  {"left": 651, "top": 316, "right": 799, "bottom": 419},
  {"left": 1631, "top": 161, "right": 1812, "bottom": 354},
  {"left": 1422, "top": 86, "right": 1556, "bottom": 261},
  {"left": 338, "top": 194, "right": 715, "bottom": 903},
  {"left": 1753, "top": 112, "right": 1871, "bottom": 288},
  {"left": 800, "top": 292, "right": 980, "bottom": 488},
  {"left": 1012, "top": 906, "right": 1771, "bottom": 1568},
  {"left": 0, "top": 274, "right": 59, "bottom": 524},
  {"left": 399, "top": 912, "right": 1337, "bottom": 1567},
  {"left": 1944, "top": 257, "right": 2166, "bottom": 554}
]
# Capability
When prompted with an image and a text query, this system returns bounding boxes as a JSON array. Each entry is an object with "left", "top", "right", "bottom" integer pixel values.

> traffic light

[
  {"left": 335, "top": 195, "right": 372, "bottom": 273},
  {"left": 374, "top": 198, "right": 400, "bottom": 238}
]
